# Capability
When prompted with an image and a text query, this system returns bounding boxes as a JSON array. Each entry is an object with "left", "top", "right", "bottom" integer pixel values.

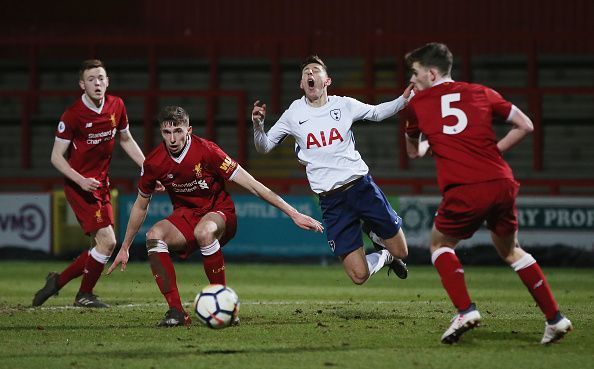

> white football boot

[
  {"left": 441, "top": 306, "right": 481, "bottom": 344},
  {"left": 541, "top": 317, "right": 572, "bottom": 344}
]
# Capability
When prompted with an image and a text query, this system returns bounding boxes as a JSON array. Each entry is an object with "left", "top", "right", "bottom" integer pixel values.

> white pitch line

[{"left": 4, "top": 300, "right": 407, "bottom": 313}]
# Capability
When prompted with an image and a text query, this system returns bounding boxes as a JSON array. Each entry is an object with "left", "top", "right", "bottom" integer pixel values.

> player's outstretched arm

[
  {"left": 364, "top": 83, "right": 415, "bottom": 121},
  {"left": 107, "top": 193, "right": 151, "bottom": 274},
  {"left": 231, "top": 166, "right": 324, "bottom": 233}
]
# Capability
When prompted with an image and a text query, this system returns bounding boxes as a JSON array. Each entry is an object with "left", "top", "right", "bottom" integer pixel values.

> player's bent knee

[
  {"left": 145, "top": 227, "right": 163, "bottom": 241},
  {"left": 194, "top": 231, "right": 214, "bottom": 246}
]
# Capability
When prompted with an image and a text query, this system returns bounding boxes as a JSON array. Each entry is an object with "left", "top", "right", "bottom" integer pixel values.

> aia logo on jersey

[
  {"left": 110, "top": 114, "right": 117, "bottom": 127},
  {"left": 306, "top": 128, "right": 344, "bottom": 149},
  {"left": 95, "top": 209, "right": 103, "bottom": 223},
  {"left": 194, "top": 163, "right": 202, "bottom": 178},
  {"left": 219, "top": 156, "right": 237, "bottom": 174},
  {"left": 330, "top": 109, "right": 341, "bottom": 121}
]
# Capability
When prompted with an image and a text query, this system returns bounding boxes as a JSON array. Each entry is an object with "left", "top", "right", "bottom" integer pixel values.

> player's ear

[
  {"left": 187, "top": 126, "right": 193, "bottom": 134},
  {"left": 105, "top": 76, "right": 109, "bottom": 88},
  {"left": 429, "top": 68, "right": 439, "bottom": 83},
  {"left": 324, "top": 77, "right": 332, "bottom": 87},
  {"left": 79, "top": 80, "right": 85, "bottom": 90},
  {"left": 299, "top": 78, "right": 305, "bottom": 90}
]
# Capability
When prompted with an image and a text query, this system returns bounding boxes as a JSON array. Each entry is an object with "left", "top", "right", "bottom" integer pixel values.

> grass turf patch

[{"left": 0, "top": 261, "right": 592, "bottom": 369}]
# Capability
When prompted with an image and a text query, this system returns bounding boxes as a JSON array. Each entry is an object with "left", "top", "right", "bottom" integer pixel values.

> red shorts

[
  {"left": 166, "top": 207, "right": 237, "bottom": 260},
  {"left": 64, "top": 180, "right": 114, "bottom": 235},
  {"left": 435, "top": 178, "right": 519, "bottom": 240}
]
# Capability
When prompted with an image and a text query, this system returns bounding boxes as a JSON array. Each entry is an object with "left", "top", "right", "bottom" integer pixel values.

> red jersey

[
  {"left": 55, "top": 94, "right": 129, "bottom": 183},
  {"left": 404, "top": 81, "right": 514, "bottom": 193},
  {"left": 139, "top": 134, "right": 238, "bottom": 214}
]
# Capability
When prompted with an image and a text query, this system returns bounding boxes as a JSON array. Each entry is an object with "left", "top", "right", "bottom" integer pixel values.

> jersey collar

[
  {"left": 169, "top": 134, "right": 192, "bottom": 164},
  {"left": 432, "top": 78, "right": 454, "bottom": 88},
  {"left": 81, "top": 93, "right": 105, "bottom": 114}
]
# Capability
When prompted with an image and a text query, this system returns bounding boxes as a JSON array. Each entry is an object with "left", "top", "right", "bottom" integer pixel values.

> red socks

[
  {"left": 432, "top": 248, "right": 472, "bottom": 311},
  {"left": 58, "top": 250, "right": 89, "bottom": 288},
  {"left": 202, "top": 249, "right": 226, "bottom": 285},
  {"left": 79, "top": 256, "right": 105, "bottom": 293},
  {"left": 149, "top": 251, "right": 183, "bottom": 312},
  {"left": 513, "top": 254, "right": 559, "bottom": 320}
]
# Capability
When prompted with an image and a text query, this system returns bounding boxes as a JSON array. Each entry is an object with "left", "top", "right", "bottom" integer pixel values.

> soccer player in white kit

[{"left": 251, "top": 55, "right": 413, "bottom": 285}]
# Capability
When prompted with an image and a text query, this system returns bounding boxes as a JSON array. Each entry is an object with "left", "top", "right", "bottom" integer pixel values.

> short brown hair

[
  {"left": 79, "top": 59, "right": 106, "bottom": 80},
  {"left": 157, "top": 106, "right": 190, "bottom": 127},
  {"left": 405, "top": 43, "right": 453, "bottom": 76},
  {"left": 300, "top": 55, "right": 328, "bottom": 73}
]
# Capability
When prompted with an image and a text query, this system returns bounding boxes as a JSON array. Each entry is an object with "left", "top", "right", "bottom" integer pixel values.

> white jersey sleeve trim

[
  {"left": 228, "top": 164, "right": 241, "bottom": 182},
  {"left": 55, "top": 137, "right": 71, "bottom": 144},
  {"left": 138, "top": 189, "right": 152, "bottom": 198},
  {"left": 506, "top": 105, "right": 518, "bottom": 122},
  {"left": 119, "top": 124, "right": 130, "bottom": 133}
]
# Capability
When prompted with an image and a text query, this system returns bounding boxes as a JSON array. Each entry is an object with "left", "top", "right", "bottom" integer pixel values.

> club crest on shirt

[
  {"left": 194, "top": 163, "right": 203, "bottom": 178},
  {"left": 110, "top": 113, "right": 117, "bottom": 127},
  {"left": 330, "top": 109, "right": 341, "bottom": 121},
  {"left": 57, "top": 121, "right": 66, "bottom": 133},
  {"left": 95, "top": 209, "right": 103, "bottom": 223}
]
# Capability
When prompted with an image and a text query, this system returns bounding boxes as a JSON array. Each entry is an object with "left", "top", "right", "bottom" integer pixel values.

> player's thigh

[
  {"left": 64, "top": 184, "right": 114, "bottom": 234},
  {"left": 434, "top": 184, "right": 491, "bottom": 240},
  {"left": 194, "top": 211, "right": 227, "bottom": 245},
  {"left": 147, "top": 219, "right": 187, "bottom": 252},
  {"left": 358, "top": 176, "right": 401, "bottom": 240},
  {"left": 485, "top": 179, "right": 520, "bottom": 238},
  {"left": 320, "top": 195, "right": 363, "bottom": 256}
]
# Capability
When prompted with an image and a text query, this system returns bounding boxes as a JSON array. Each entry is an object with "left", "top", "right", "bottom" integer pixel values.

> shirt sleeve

[
  {"left": 402, "top": 105, "right": 421, "bottom": 139},
  {"left": 138, "top": 162, "right": 157, "bottom": 197},
  {"left": 205, "top": 141, "right": 239, "bottom": 181},
  {"left": 55, "top": 111, "right": 75, "bottom": 142},
  {"left": 345, "top": 95, "right": 409, "bottom": 122},
  {"left": 254, "top": 110, "right": 292, "bottom": 153},
  {"left": 118, "top": 98, "right": 130, "bottom": 132},
  {"left": 484, "top": 87, "right": 513, "bottom": 119}
]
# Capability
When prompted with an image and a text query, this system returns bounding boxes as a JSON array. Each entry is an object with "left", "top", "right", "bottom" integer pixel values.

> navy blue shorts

[{"left": 319, "top": 174, "right": 402, "bottom": 257}]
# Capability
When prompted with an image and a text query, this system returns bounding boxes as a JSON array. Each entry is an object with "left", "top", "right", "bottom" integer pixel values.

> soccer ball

[{"left": 193, "top": 284, "right": 240, "bottom": 329}]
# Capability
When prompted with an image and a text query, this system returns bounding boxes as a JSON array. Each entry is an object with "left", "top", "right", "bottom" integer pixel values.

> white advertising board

[{"left": 0, "top": 193, "right": 51, "bottom": 252}]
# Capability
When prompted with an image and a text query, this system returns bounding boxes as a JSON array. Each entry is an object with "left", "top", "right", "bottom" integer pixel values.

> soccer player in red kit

[
  {"left": 403, "top": 43, "right": 572, "bottom": 344},
  {"left": 32, "top": 59, "right": 149, "bottom": 308},
  {"left": 107, "top": 106, "right": 323, "bottom": 327}
]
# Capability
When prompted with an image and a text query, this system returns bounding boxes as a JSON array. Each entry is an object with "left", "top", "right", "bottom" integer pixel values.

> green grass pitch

[{"left": 0, "top": 261, "right": 592, "bottom": 369}]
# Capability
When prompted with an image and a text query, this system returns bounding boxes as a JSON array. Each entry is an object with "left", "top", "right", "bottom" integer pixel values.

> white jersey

[{"left": 254, "top": 94, "right": 409, "bottom": 193}]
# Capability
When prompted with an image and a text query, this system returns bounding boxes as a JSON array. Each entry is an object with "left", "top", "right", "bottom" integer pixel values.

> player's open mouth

[{"left": 307, "top": 79, "right": 314, "bottom": 88}]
